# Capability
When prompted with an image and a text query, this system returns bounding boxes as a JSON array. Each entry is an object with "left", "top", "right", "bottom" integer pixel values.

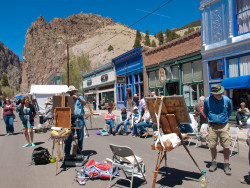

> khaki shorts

[{"left": 206, "top": 123, "right": 231, "bottom": 148}]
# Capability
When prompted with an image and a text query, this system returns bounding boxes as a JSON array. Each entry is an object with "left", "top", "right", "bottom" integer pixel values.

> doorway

[
  {"left": 126, "top": 88, "right": 132, "bottom": 111},
  {"left": 166, "top": 82, "right": 179, "bottom": 95}
]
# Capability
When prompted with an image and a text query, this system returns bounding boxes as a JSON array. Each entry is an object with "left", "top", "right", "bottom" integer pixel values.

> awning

[{"left": 221, "top": 75, "right": 250, "bottom": 89}]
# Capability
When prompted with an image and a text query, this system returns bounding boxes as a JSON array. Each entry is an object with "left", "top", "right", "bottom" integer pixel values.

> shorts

[
  {"left": 206, "top": 123, "right": 231, "bottom": 148},
  {"left": 22, "top": 121, "right": 34, "bottom": 129}
]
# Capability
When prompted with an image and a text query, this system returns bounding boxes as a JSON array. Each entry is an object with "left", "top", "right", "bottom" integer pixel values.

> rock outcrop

[{"left": 0, "top": 42, "right": 22, "bottom": 90}]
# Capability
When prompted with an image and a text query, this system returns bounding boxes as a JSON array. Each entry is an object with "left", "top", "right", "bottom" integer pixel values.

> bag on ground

[{"left": 32, "top": 146, "right": 51, "bottom": 165}]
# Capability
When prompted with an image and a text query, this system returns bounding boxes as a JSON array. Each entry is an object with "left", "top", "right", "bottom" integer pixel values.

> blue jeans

[
  {"left": 137, "top": 122, "right": 152, "bottom": 135},
  {"left": 65, "top": 118, "right": 84, "bottom": 155},
  {"left": 106, "top": 120, "right": 114, "bottom": 133},
  {"left": 179, "top": 124, "right": 194, "bottom": 133},
  {"left": 93, "top": 103, "right": 96, "bottom": 110},
  {"left": 98, "top": 104, "right": 104, "bottom": 110},
  {"left": 115, "top": 121, "right": 129, "bottom": 133},
  {"left": 3, "top": 115, "right": 14, "bottom": 134}
]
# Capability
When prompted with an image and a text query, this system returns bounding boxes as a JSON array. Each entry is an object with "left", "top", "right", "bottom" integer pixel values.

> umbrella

[{"left": 14, "top": 95, "right": 25, "bottom": 99}]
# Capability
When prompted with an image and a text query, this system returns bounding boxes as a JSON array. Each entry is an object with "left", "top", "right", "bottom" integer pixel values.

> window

[
  {"left": 228, "top": 54, "right": 250, "bottom": 77},
  {"left": 183, "top": 83, "right": 203, "bottom": 107},
  {"left": 209, "top": 60, "right": 223, "bottom": 80},
  {"left": 239, "top": 54, "right": 250, "bottom": 76},
  {"left": 228, "top": 58, "right": 239, "bottom": 77},
  {"left": 193, "top": 60, "right": 203, "bottom": 81},
  {"left": 183, "top": 63, "right": 192, "bottom": 83},
  {"left": 117, "top": 84, "right": 123, "bottom": 102},
  {"left": 149, "top": 71, "right": 156, "bottom": 88},
  {"left": 172, "top": 65, "right": 179, "bottom": 80},
  {"left": 236, "top": 0, "right": 250, "bottom": 35}
]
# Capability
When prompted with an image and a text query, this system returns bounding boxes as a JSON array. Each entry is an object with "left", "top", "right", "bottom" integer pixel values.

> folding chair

[
  {"left": 104, "top": 116, "right": 116, "bottom": 133},
  {"left": 229, "top": 127, "right": 240, "bottom": 156},
  {"left": 109, "top": 144, "right": 147, "bottom": 188},
  {"left": 195, "top": 123, "right": 208, "bottom": 148}
]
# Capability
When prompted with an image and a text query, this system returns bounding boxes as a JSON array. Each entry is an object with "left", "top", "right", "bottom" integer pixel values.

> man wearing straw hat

[
  {"left": 65, "top": 85, "right": 86, "bottom": 155},
  {"left": 203, "top": 84, "right": 232, "bottom": 175}
]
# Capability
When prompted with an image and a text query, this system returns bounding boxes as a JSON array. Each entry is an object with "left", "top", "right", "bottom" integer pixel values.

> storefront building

[
  {"left": 200, "top": 0, "right": 250, "bottom": 109},
  {"left": 112, "top": 47, "right": 144, "bottom": 110},
  {"left": 82, "top": 62, "right": 116, "bottom": 106},
  {"left": 143, "top": 30, "right": 203, "bottom": 111}
]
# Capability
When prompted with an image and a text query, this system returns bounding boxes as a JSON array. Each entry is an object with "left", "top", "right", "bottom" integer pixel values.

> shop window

[
  {"left": 191, "top": 84, "right": 198, "bottom": 106},
  {"left": 117, "top": 84, "right": 123, "bottom": 102},
  {"left": 139, "top": 72, "right": 143, "bottom": 82},
  {"left": 209, "top": 60, "right": 223, "bottom": 80},
  {"left": 149, "top": 71, "right": 156, "bottom": 88},
  {"left": 228, "top": 58, "right": 239, "bottom": 77},
  {"left": 193, "top": 60, "right": 203, "bottom": 82},
  {"left": 239, "top": 54, "right": 250, "bottom": 76},
  {"left": 198, "top": 83, "right": 204, "bottom": 97},
  {"left": 236, "top": 0, "right": 250, "bottom": 35},
  {"left": 183, "top": 85, "right": 191, "bottom": 106},
  {"left": 172, "top": 65, "right": 179, "bottom": 80},
  {"left": 183, "top": 63, "right": 192, "bottom": 83},
  {"left": 134, "top": 73, "right": 139, "bottom": 83},
  {"left": 165, "top": 66, "right": 172, "bottom": 80}
]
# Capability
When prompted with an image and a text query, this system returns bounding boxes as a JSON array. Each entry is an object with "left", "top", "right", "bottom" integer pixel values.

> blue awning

[{"left": 221, "top": 75, "right": 250, "bottom": 89}]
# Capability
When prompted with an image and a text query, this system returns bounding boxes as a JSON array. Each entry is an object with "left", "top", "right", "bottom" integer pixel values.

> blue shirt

[
  {"left": 203, "top": 95, "right": 232, "bottom": 124},
  {"left": 72, "top": 96, "right": 85, "bottom": 118}
]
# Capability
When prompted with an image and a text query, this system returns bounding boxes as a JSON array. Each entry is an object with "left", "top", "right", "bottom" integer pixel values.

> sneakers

[
  {"left": 31, "top": 143, "right": 36, "bottom": 146},
  {"left": 209, "top": 161, "right": 217, "bottom": 172},
  {"left": 224, "top": 163, "right": 231, "bottom": 175},
  {"left": 142, "top": 131, "right": 149, "bottom": 137},
  {"left": 241, "top": 178, "right": 250, "bottom": 184},
  {"left": 22, "top": 143, "right": 31, "bottom": 147}
]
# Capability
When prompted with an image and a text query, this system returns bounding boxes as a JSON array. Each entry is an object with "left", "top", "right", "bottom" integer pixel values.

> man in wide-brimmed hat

[
  {"left": 65, "top": 85, "right": 86, "bottom": 155},
  {"left": 203, "top": 84, "right": 232, "bottom": 175},
  {"left": 131, "top": 94, "right": 139, "bottom": 110}
]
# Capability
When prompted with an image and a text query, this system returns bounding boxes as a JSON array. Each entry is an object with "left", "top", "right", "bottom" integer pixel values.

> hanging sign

[
  {"left": 101, "top": 74, "right": 108, "bottom": 82},
  {"left": 159, "top": 68, "right": 166, "bottom": 83},
  {"left": 217, "top": 60, "right": 224, "bottom": 72},
  {"left": 116, "top": 76, "right": 126, "bottom": 84}
]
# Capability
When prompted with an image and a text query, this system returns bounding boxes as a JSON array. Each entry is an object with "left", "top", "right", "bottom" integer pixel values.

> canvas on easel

[
  {"left": 145, "top": 96, "right": 201, "bottom": 188},
  {"left": 53, "top": 96, "right": 74, "bottom": 114},
  {"left": 54, "top": 107, "right": 71, "bottom": 129}
]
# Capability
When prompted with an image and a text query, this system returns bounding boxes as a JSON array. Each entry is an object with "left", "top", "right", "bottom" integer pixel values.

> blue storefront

[{"left": 112, "top": 47, "right": 144, "bottom": 110}]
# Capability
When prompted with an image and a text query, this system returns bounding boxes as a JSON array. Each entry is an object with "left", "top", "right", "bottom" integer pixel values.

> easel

[
  {"left": 145, "top": 96, "right": 202, "bottom": 188},
  {"left": 84, "top": 102, "right": 98, "bottom": 129}
]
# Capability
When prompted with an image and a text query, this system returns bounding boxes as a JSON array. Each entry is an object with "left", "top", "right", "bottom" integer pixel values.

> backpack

[{"left": 32, "top": 147, "right": 51, "bottom": 165}]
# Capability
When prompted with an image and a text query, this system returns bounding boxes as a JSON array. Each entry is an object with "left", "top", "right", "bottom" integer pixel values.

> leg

[
  {"left": 23, "top": 128, "right": 30, "bottom": 145},
  {"left": 124, "top": 121, "right": 129, "bottom": 133},
  {"left": 3, "top": 116, "right": 10, "bottom": 134},
  {"left": 106, "top": 120, "right": 112, "bottom": 133},
  {"left": 29, "top": 127, "right": 34, "bottom": 143},
  {"left": 9, "top": 115, "right": 14, "bottom": 133},
  {"left": 76, "top": 119, "right": 84, "bottom": 154},
  {"left": 223, "top": 148, "right": 230, "bottom": 163},
  {"left": 206, "top": 125, "right": 218, "bottom": 172},
  {"left": 115, "top": 122, "right": 122, "bottom": 133},
  {"left": 65, "top": 128, "right": 75, "bottom": 155},
  {"left": 210, "top": 148, "right": 217, "bottom": 161}
]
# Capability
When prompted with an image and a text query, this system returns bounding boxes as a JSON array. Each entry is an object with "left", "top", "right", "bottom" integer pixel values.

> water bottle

[{"left": 200, "top": 170, "right": 207, "bottom": 188}]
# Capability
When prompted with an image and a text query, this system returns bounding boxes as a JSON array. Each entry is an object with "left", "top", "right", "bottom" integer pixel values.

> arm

[
  {"left": 1, "top": 107, "right": 3, "bottom": 120},
  {"left": 120, "top": 114, "right": 123, "bottom": 122},
  {"left": 105, "top": 113, "right": 108, "bottom": 121},
  {"left": 203, "top": 100, "right": 208, "bottom": 118},
  {"left": 228, "top": 99, "right": 232, "bottom": 118},
  {"left": 111, "top": 113, "right": 115, "bottom": 120},
  {"left": 135, "top": 113, "right": 141, "bottom": 124},
  {"left": 131, "top": 114, "right": 134, "bottom": 127},
  {"left": 126, "top": 113, "right": 130, "bottom": 122},
  {"left": 78, "top": 96, "right": 86, "bottom": 106}
]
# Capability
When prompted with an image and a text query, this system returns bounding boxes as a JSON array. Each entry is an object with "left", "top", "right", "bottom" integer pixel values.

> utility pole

[{"left": 67, "top": 43, "right": 69, "bottom": 87}]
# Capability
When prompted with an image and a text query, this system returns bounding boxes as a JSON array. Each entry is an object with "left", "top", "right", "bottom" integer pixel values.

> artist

[{"left": 65, "top": 85, "right": 86, "bottom": 155}]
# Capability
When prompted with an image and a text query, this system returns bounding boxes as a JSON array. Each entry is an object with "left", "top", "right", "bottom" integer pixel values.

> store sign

[
  {"left": 159, "top": 68, "right": 166, "bottom": 83},
  {"left": 87, "top": 79, "right": 92, "bottom": 86},
  {"left": 217, "top": 60, "right": 224, "bottom": 72},
  {"left": 116, "top": 76, "right": 126, "bottom": 84},
  {"left": 101, "top": 74, "right": 108, "bottom": 82}
]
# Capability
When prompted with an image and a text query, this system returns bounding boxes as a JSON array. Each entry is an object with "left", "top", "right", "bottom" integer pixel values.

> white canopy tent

[{"left": 30, "top": 85, "right": 69, "bottom": 113}]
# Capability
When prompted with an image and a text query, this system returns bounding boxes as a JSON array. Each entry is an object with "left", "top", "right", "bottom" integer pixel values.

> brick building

[{"left": 143, "top": 30, "right": 203, "bottom": 111}]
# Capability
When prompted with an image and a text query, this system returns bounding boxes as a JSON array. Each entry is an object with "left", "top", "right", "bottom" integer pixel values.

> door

[
  {"left": 126, "top": 88, "right": 132, "bottom": 111},
  {"left": 166, "top": 82, "right": 179, "bottom": 95}
]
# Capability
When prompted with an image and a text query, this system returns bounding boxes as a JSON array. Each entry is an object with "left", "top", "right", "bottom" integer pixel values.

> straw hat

[
  {"left": 133, "top": 94, "right": 139, "bottom": 98},
  {"left": 67, "top": 85, "right": 78, "bottom": 92},
  {"left": 210, "top": 84, "right": 224, "bottom": 94}
]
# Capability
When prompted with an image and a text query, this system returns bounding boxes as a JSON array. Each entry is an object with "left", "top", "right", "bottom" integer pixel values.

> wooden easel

[
  {"left": 145, "top": 96, "right": 202, "bottom": 188},
  {"left": 84, "top": 102, "right": 98, "bottom": 129}
]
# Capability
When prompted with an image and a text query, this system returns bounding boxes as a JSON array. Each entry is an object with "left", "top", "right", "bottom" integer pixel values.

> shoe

[
  {"left": 6, "top": 133, "right": 10, "bottom": 136},
  {"left": 209, "top": 161, "right": 217, "bottom": 172},
  {"left": 31, "top": 143, "right": 35, "bottom": 146},
  {"left": 241, "top": 178, "right": 250, "bottom": 184},
  {"left": 113, "top": 131, "right": 116, "bottom": 136},
  {"left": 125, "top": 132, "right": 129, "bottom": 136},
  {"left": 22, "top": 144, "right": 31, "bottom": 147},
  {"left": 224, "top": 163, "right": 231, "bottom": 175},
  {"left": 142, "top": 131, "right": 149, "bottom": 137}
]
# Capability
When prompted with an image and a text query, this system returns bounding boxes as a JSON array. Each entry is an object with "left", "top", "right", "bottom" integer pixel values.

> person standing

[
  {"left": 19, "top": 96, "right": 36, "bottom": 147},
  {"left": 194, "top": 96, "right": 207, "bottom": 132},
  {"left": 65, "top": 85, "right": 86, "bottom": 155},
  {"left": 1, "top": 98, "right": 15, "bottom": 135},
  {"left": 203, "top": 85, "right": 232, "bottom": 175},
  {"left": 139, "top": 95, "right": 147, "bottom": 117}
]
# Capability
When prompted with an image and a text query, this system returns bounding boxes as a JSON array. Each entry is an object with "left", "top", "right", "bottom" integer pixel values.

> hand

[
  {"left": 122, "top": 121, "right": 124, "bottom": 124},
  {"left": 72, "top": 95, "right": 78, "bottom": 99}
]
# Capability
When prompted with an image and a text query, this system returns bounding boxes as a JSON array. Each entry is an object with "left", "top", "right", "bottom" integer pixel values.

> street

[{"left": 0, "top": 110, "right": 249, "bottom": 188}]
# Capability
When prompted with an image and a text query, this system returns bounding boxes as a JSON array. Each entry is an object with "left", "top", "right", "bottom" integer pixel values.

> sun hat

[
  {"left": 121, "top": 106, "right": 126, "bottom": 110},
  {"left": 133, "top": 106, "right": 138, "bottom": 110},
  {"left": 210, "top": 84, "right": 224, "bottom": 94},
  {"left": 45, "top": 99, "right": 53, "bottom": 105},
  {"left": 133, "top": 94, "right": 139, "bottom": 98},
  {"left": 67, "top": 85, "right": 78, "bottom": 92}
]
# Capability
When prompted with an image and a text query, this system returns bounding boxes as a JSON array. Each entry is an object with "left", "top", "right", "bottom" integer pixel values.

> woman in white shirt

[{"left": 136, "top": 105, "right": 153, "bottom": 137}]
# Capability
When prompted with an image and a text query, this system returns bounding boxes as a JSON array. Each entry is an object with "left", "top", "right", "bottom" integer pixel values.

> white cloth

[
  {"left": 142, "top": 111, "right": 153, "bottom": 123},
  {"left": 160, "top": 133, "right": 181, "bottom": 148},
  {"left": 189, "top": 113, "right": 198, "bottom": 132}
]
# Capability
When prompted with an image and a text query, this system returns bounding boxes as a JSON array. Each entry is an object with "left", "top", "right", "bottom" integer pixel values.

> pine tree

[
  {"left": 145, "top": 30, "right": 151, "bottom": 46},
  {"left": 157, "top": 30, "right": 164, "bottom": 46},
  {"left": 133, "top": 29, "right": 142, "bottom": 48},
  {"left": 165, "top": 28, "right": 180, "bottom": 43},
  {"left": 1, "top": 73, "right": 9, "bottom": 87},
  {"left": 154, "top": 33, "right": 157, "bottom": 38},
  {"left": 151, "top": 40, "right": 156, "bottom": 47}
]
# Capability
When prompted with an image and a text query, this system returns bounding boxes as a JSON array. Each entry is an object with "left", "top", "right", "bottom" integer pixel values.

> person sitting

[
  {"left": 105, "top": 106, "right": 115, "bottom": 136},
  {"left": 115, "top": 107, "right": 130, "bottom": 135},
  {"left": 131, "top": 106, "right": 141, "bottom": 137},
  {"left": 98, "top": 99, "right": 105, "bottom": 110},
  {"left": 236, "top": 102, "right": 250, "bottom": 129},
  {"left": 179, "top": 113, "right": 198, "bottom": 133},
  {"left": 136, "top": 105, "right": 153, "bottom": 137}
]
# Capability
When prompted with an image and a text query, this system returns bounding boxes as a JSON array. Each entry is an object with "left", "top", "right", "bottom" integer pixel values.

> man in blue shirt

[
  {"left": 65, "top": 85, "right": 86, "bottom": 155},
  {"left": 203, "top": 84, "right": 232, "bottom": 175}
]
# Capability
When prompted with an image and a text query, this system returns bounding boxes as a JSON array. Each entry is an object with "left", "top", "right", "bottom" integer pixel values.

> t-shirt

[
  {"left": 3, "top": 104, "right": 14, "bottom": 116},
  {"left": 72, "top": 96, "right": 85, "bottom": 118}
]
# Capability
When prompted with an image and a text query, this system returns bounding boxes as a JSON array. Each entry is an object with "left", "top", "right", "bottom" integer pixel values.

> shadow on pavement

[
  {"left": 204, "top": 161, "right": 225, "bottom": 170},
  {"left": 156, "top": 167, "right": 201, "bottom": 187},
  {"left": 34, "top": 142, "right": 45, "bottom": 146},
  {"left": 82, "top": 150, "right": 97, "bottom": 156},
  {"left": 110, "top": 177, "right": 146, "bottom": 188}
]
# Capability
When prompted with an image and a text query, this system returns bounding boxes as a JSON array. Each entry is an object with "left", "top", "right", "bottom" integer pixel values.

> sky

[{"left": 0, "top": 0, "right": 201, "bottom": 60}]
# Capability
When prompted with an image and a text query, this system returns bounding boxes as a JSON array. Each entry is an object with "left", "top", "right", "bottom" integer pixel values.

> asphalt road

[{"left": 0, "top": 111, "right": 249, "bottom": 188}]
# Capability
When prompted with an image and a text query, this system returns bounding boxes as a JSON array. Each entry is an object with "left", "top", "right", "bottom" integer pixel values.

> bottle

[{"left": 201, "top": 170, "right": 207, "bottom": 188}]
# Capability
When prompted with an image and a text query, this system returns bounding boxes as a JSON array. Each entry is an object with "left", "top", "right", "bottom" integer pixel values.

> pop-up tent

[{"left": 30, "top": 85, "right": 69, "bottom": 113}]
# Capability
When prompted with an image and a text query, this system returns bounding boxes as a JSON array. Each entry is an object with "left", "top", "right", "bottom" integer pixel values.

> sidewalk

[{"left": 91, "top": 109, "right": 248, "bottom": 142}]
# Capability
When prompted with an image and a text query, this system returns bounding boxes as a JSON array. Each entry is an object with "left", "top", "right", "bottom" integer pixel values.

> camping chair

[
  {"left": 194, "top": 123, "right": 208, "bottom": 148},
  {"left": 109, "top": 144, "right": 147, "bottom": 188},
  {"left": 229, "top": 127, "right": 240, "bottom": 156}
]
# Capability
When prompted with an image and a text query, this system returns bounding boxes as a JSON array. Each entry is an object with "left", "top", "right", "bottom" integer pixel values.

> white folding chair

[
  {"left": 195, "top": 123, "right": 208, "bottom": 148},
  {"left": 109, "top": 144, "right": 147, "bottom": 188},
  {"left": 229, "top": 127, "right": 240, "bottom": 156}
]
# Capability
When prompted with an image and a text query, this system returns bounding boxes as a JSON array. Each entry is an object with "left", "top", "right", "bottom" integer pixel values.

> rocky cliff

[
  {"left": 0, "top": 42, "right": 22, "bottom": 90},
  {"left": 21, "top": 12, "right": 157, "bottom": 92}
]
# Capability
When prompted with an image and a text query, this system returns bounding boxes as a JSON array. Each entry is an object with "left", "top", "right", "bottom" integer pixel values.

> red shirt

[
  {"left": 3, "top": 104, "right": 14, "bottom": 116},
  {"left": 105, "top": 112, "right": 115, "bottom": 120}
]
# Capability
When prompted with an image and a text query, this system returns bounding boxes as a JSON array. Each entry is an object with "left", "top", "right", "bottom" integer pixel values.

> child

[{"left": 105, "top": 106, "right": 115, "bottom": 136}]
